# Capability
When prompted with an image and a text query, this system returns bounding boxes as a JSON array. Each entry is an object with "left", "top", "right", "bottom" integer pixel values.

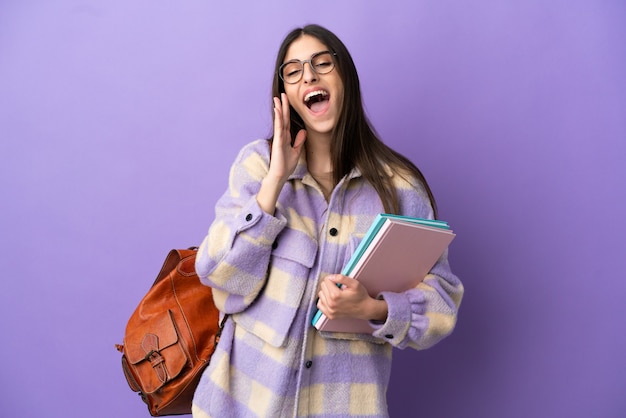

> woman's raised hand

[
  {"left": 269, "top": 93, "right": 307, "bottom": 182},
  {"left": 256, "top": 93, "right": 307, "bottom": 215}
]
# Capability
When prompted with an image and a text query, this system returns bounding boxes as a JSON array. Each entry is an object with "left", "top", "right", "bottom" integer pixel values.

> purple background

[{"left": 1, "top": 1, "right": 625, "bottom": 417}]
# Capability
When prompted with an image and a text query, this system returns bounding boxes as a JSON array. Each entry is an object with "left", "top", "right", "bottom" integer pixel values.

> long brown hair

[{"left": 271, "top": 24, "right": 438, "bottom": 218}]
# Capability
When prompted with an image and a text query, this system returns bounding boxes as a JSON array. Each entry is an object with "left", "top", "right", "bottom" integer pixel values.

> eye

[
  {"left": 282, "top": 62, "right": 302, "bottom": 79},
  {"left": 312, "top": 53, "right": 334, "bottom": 72},
  {"left": 314, "top": 60, "right": 331, "bottom": 69},
  {"left": 287, "top": 68, "right": 302, "bottom": 76}
]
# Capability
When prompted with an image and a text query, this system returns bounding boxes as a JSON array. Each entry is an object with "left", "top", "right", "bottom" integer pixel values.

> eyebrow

[{"left": 283, "top": 50, "right": 330, "bottom": 63}]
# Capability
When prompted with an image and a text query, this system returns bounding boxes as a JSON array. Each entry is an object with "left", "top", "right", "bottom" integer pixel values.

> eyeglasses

[{"left": 279, "top": 51, "right": 337, "bottom": 84}]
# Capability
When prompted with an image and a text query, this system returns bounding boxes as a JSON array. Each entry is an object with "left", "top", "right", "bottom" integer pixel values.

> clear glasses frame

[{"left": 279, "top": 51, "right": 337, "bottom": 84}]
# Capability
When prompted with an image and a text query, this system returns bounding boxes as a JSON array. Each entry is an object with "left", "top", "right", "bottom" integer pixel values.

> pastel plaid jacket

[{"left": 192, "top": 139, "right": 463, "bottom": 417}]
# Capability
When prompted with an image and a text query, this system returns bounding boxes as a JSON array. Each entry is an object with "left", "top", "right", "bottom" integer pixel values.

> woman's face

[{"left": 282, "top": 35, "right": 344, "bottom": 139}]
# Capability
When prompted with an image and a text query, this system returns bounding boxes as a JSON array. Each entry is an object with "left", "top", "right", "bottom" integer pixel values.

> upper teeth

[{"left": 305, "top": 90, "right": 328, "bottom": 102}]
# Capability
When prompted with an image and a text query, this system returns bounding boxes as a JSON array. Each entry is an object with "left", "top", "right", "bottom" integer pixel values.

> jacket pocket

[{"left": 233, "top": 227, "right": 318, "bottom": 347}]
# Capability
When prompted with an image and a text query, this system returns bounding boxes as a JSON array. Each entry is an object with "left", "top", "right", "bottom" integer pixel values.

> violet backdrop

[{"left": 1, "top": 1, "right": 625, "bottom": 417}]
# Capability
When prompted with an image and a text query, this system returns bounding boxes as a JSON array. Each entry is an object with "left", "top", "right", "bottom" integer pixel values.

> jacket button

[
  {"left": 329, "top": 227, "right": 338, "bottom": 236},
  {"left": 245, "top": 213, "right": 253, "bottom": 222},
  {"left": 385, "top": 334, "right": 394, "bottom": 339},
  {"left": 305, "top": 360, "right": 313, "bottom": 368}
]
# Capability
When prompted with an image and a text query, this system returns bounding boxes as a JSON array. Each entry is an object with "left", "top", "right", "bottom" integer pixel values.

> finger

[
  {"left": 273, "top": 96, "right": 281, "bottom": 124},
  {"left": 327, "top": 274, "right": 352, "bottom": 290},
  {"left": 319, "top": 280, "right": 338, "bottom": 303},
  {"left": 273, "top": 97, "right": 284, "bottom": 146},
  {"left": 281, "top": 93, "right": 291, "bottom": 137},
  {"left": 292, "top": 129, "right": 307, "bottom": 151},
  {"left": 318, "top": 280, "right": 329, "bottom": 297},
  {"left": 317, "top": 288, "right": 328, "bottom": 308},
  {"left": 281, "top": 93, "right": 290, "bottom": 119},
  {"left": 319, "top": 277, "right": 342, "bottom": 298},
  {"left": 316, "top": 296, "right": 331, "bottom": 317}
]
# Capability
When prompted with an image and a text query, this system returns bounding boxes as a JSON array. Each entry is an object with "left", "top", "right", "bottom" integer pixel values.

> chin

[
  {"left": 304, "top": 121, "right": 336, "bottom": 136},
  {"left": 302, "top": 113, "right": 339, "bottom": 134}
]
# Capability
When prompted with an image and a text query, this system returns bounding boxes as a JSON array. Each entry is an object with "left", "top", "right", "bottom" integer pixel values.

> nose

[{"left": 302, "top": 61, "right": 318, "bottom": 83}]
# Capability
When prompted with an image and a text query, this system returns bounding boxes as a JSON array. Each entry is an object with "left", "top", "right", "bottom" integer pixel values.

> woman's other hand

[{"left": 317, "top": 275, "right": 388, "bottom": 322}]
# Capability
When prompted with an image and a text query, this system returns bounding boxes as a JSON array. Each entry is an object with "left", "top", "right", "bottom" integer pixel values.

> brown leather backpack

[{"left": 116, "top": 248, "right": 223, "bottom": 416}]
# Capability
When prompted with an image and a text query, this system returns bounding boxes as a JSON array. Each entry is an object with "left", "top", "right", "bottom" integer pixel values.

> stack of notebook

[{"left": 311, "top": 213, "right": 455, "bottom": 333}]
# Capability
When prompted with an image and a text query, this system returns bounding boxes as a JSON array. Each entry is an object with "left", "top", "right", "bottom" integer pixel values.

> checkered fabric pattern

[{"left": 193, "top": 139, "right": 463, "bottom": 417}]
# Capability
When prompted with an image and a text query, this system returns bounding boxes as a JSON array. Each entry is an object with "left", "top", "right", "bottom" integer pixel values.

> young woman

[{"left": 193, "top": 24, "right": 463, "bottom": 418}]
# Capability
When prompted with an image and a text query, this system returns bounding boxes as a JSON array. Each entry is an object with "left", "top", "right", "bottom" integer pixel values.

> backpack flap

[{"left": 124, "top": 310, "right": 187, "bottom": 394}]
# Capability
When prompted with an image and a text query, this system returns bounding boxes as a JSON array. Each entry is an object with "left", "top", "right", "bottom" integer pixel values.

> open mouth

[{"left": 304, "top": 90, "right": 330, "bottom": 112}]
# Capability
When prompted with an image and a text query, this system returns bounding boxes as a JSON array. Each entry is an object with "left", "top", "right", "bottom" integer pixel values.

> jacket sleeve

[
  {"left": 371, "top": 251, "right": 464, "bottom": 350},
  {"left": 195, "top": 140, "right": 287, "bottom": 314},
  {"left": 370, "top": 175, "right": 464, "bottom": 350}
]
